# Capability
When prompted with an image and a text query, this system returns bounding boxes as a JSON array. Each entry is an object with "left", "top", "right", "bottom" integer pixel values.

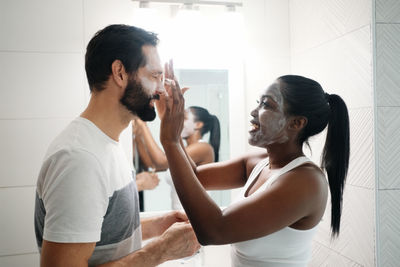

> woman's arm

[{"left": 135, "top": 119, "right": 169, "bottom": 171}]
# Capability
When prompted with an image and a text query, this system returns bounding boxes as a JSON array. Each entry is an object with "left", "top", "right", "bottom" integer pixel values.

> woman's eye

[{"left": 257, "top": 100, "right": 270, "bottom": 108}]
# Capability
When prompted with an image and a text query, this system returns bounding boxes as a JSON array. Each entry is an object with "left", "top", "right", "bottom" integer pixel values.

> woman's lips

[{"left": 249, "top": 121, "right": 260, "bottom": 132}]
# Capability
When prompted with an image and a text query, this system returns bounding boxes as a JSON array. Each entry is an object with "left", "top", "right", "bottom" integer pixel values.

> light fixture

[
  {"left": 226, "top": 4, "right": 236, "bottom": 12},
  {"left": 132, "top": 0, "right": 242, "bottom": 8},
  {"left": 139, "top": 1, "right": 150, "bottom": 8}
]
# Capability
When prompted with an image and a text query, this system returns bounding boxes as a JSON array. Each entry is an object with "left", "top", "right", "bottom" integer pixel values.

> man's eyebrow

[{"left": 152, "top": 71, "right": 163, "bottom": 75}]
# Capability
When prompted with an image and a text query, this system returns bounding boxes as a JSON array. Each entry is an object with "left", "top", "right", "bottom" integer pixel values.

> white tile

[
  {"left": 290, "top": 0, "right": 371, "bottom": 55},
  {"left": 378, "top": 189, "right": 400, "bottom": 267},
  {"left": 347, "top": 108, "right": 375, "bottom": 189},
  {"left": 305, "top": 109, "right": 375, "bottom": 190},
  {"left": 0, "top": 187, "right": 38, "bottom": 256},
  {"left": 376, "top": 24, "right": 400, "bottom": 107},
  {"left": 314, "top": 185, "right": 375, "bottom": 266},
  {"left": 376, "top": 0, "right": 400, "bottom": 23},
  {"left": 377, "top": 107, "right": 400, "bottom": 189},
  {"left": 0, "top": 52, "right": 86, "bottom": 119},
  {"left": 291, "top": 26, "right": 373, "bottom": 109},
  {"left": 83, "top": 0, "right": 136, "bottom": 45},
  {"left": 0, "top": 0, "right": 84, "bottom": 52},
  {"left": 0, "top": 118, "right": 72, "bottom": 187},
  {"left": 0, "top": 253, "right": 40, "bottom": 267},
  {"left": 309, "top": 241, "right": 363, "bottom": 267}
]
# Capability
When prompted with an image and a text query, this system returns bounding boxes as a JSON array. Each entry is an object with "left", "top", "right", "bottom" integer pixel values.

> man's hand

[
  {"left": 136, "top": 172, "right": 159, "bottom": 191},
  {"left": 159, "top": 222, "right": 201, "bottom": 261},
  {"left": 155, "top": 210, "right": 188, "bottom": 234}
]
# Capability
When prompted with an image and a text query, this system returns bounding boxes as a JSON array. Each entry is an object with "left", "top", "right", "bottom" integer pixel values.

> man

[{"left": 34, "top": 24, "right": 199, "bottom": 266}]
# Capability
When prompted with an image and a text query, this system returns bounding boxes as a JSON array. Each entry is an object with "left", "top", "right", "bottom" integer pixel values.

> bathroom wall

[
  {"left": 0, "top": 0, "right": 135, "bottom": 265},
  {"left": 0, "top": 0, "right": 291, "bottom": 265},
  {"left": 243, "top": 0, "right": 291, "bottom": 153},
  {"left": 374, "top": 0, "right": 400, "bottom": 265},
  {"left": 289, "top": 0, "right": 375, "bottom": 266},
  {"left": 0, "top": 0, "right": 384, "bottom": 266}
]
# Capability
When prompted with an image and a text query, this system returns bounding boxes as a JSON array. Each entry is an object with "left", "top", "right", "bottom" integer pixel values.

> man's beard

[{"left": 120, "top": 78, "right": 156, "bottom": 122}]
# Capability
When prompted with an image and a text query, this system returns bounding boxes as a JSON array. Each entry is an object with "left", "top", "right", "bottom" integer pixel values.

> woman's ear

[
  {"left": 288, "top": 116, "right": 307, "bottom": 132},
  {"left": 111, "top": 59, "right": 128, "bottom": 88},
  {"left": 195, "top": 121, "right": 204, "bottom": 131}
]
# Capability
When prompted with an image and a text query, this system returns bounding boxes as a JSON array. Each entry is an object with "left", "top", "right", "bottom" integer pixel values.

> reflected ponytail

[{"left": 189, "top": 106, "right": 221, "bottom": 162}]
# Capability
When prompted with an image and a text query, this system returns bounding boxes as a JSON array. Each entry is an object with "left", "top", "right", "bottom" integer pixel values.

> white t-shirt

[{"left": 34, "top": 117, "right": 141, "bottom": 266}]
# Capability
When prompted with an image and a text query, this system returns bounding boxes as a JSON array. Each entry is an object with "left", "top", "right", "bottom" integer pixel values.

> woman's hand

[{"left": 159, "top": 60, "right": 188, "bottom": 146}]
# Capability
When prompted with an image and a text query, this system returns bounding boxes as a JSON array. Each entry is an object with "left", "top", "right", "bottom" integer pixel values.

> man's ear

[
  {"left": 111, "top": 60, "right": 128, "bottom": 88},
  {"left": 288, "top": 116, "right": 307, "bottom": 131}
]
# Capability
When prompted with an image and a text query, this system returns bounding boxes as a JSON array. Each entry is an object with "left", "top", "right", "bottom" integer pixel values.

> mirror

[{"left": 140, "top": 68, "right": 231, "bottom": 211}]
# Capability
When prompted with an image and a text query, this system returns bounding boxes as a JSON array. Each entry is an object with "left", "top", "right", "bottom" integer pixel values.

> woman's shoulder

[
  {"left": 187, "top": 141, "right": 213, "bottom": 151},
  {"left": 278, "top": 162, "right": 327, "bottom": 196}
]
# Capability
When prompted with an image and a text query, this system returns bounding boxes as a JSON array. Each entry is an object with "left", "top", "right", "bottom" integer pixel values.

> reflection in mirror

[{"left": 141, "top": 69, "right": 230, "bottom": 211}]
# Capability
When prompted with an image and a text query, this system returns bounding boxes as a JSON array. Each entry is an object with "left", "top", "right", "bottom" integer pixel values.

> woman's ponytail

[
  {"left": 189, "top": 106, "right": 221, "bottom": 162},
  {"left": 209, "top": 115, "right": 221, "bottom": 162},
  {"left": 321, "top": 94, "right": 350, "bottom": 237}
]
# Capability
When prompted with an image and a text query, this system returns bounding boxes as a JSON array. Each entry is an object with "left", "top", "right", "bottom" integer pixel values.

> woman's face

[
  {"left": 248, "top": 81, "right": 289, "bottom": 147},
  {"left": 181, "top": 109, "right": 197, "bottom": 139}
]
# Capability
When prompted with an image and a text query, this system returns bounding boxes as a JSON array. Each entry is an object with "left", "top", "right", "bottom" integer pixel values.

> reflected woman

[
  {"left": 159, "top": 64, "right": 350, "bottom": 267},
  {"left": 133, "top": 105, "right": 220, "bottom": 210}
]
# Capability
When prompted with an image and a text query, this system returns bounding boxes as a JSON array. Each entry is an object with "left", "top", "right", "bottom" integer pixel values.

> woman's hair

[
  {"left": 278, "top": 75, "right": 350, "bottom": 238},
  {"left": 189, "top": 106, "right": 221, "bottom": 162}
]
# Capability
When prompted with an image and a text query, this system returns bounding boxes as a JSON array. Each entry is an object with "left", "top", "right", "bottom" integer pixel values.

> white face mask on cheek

[{"left": 181, "top": 111, "right": 196, "bottom": 138}]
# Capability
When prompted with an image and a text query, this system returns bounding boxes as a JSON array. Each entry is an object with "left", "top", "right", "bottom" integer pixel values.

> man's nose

[{"left": 155, "top": 80, "right": 166, "bottom": 94}]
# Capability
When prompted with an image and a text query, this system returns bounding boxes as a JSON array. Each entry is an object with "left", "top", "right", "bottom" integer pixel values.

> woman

[
  {"left": 133, "top": 105, "right": 220, "bottom": 210},
  {"left": 159, "top": 64, "right": 349, "bottom": 266}
]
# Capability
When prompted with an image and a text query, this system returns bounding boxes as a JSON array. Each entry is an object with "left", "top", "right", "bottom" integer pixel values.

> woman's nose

[{"left": 250, "top": 108, "right": 258, "bottom": 117}]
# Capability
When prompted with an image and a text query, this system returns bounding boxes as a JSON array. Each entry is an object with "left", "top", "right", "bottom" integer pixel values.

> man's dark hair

[{"left": 85, "top": 24, "right": 159, "bottom": 91}]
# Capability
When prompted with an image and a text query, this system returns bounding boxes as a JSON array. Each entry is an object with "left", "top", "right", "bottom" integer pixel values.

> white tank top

[{"left": 231, "top": 156, "right": 319, "bottom": 267}]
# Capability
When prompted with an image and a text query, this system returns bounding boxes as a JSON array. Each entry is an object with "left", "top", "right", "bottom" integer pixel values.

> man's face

[{"left": 120, "top": 45, "right": 164, "bottom": 121}]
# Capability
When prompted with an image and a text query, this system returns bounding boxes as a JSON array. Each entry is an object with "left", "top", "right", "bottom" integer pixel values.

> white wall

[
  {"left": 0, "top": 0, "right": 134, "bottom": 265},
  {"left": 289, "top": 0, "right": 375, "bottom": 266},
  {"left": 1, "top": 0, "right": 381, "bottom": 266},
  {"left": 0, "top": 0, "right": 290, "bottom": 265},
  {"left": 374, "top": 0, "right": 400, "bottom": 266},
  {"left": 242, "top": 0, "right": 291, "bottom": 153}
]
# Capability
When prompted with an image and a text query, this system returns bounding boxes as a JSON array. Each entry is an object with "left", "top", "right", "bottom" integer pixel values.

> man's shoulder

[{"left": 45, "top": 117, "right": 109, "bottom": 162}]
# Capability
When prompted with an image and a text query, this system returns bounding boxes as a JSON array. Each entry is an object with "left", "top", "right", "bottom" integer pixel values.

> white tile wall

[
  {"left": 0, "top": 253, "right": 40, "bottom": 267},
  {"left": 376, "top": 0, "right": 400, "bottom": 23},
  {"left": 291, "top": 26, "right": 373, "bottom": 109},
  {"left": 0, "top": 52, "right": 86, "bottom": 119},
  {"left": 290, "top": 0, "right": 375, "bottom": 264},
  {"left": 290, "top": 0, "right": 371, "bottom": 56},
  {"left": 0, "top": 0, "right": 84, "bottom": 53},
  {"left": 83, "top": 0, "right": 136, "bottom": 44},
  {"left": 0, "top": 187, "right": 38, "bottom": 256},
  {"left": 376, "top": 24, "right": 400, "bottom": 107},
  {"left": 377, "top": 189, "right": 400, "bottom": 267},
  {"left": 377, "top": 107, "right": 400, "bottom": 189},
  {"left": 313, "top": 185, "right": 375, "bottom": 266},
  {"left": 310, "top": 241, "right": 363, "bottom": 267},
  {"left": 243, "top": 0, "right": 291, "bottom": 151},
  {"left": 347, "top": 108, "right": 375, "bottom": 189},
  {"left": 0, "top": 118, "right": 72, "bottom": 187}
]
